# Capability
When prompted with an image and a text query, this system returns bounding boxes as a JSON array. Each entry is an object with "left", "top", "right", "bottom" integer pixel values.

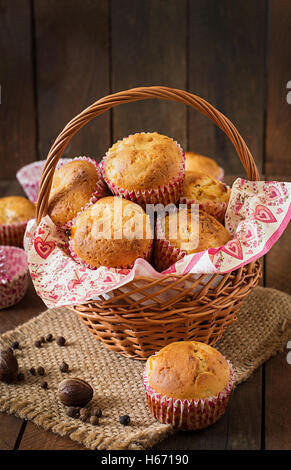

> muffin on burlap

[
  {"left": 101, "top": 132, "right": 185, "bottom": 206},
  {"left": 69, "top": 196, "right": 153, "bottom": 269},
  {"left": 180, "top": 171, "right": 230, "bottom": 222},
  {"left": 0, "top": 196, "right": 35, "bottom": 247},
  {"left": 155, "top": 208, "right": 230, "bottom": 271},
  {"left": 144, "top": 341, "right": 234, "bottom": 430},
  {"left": 47, "top": 158, "right": 108, "bottom": 228},
  {"left": 185, "top": 151, "right": 224, "bottom": 180}
]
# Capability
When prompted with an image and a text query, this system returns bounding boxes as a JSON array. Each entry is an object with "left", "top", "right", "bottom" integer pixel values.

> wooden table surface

[{"left": 1, "top": 0, "right": 291, "bottom": 450}]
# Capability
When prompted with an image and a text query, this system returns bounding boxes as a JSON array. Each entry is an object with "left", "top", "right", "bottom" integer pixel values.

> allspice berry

[
  {"left": 66, "top": 407, "right": 80, "bottom": 419},
  {"left": 59, "top": 361, "right": 69, "bottom": 373},
  {"left": 79, "top": 407, "right": 90, "bottom": 422},
  {"left": 58, "top": 378, "right": 93, "bottom": 407},
  {"left": 0, "top": 349, "right": 18, "bottom": 383},
  {"left": 91, "top": 407, "right": 102, "bottom": 418},
  {"left": 56, "top": 336, "right": 66, "bottom": 347},
  {"left": 90, "top": 415, "right": 99, "bottom": 426},
  {"left": 37, "top": 366, "right": 45, "bottom": 376}
]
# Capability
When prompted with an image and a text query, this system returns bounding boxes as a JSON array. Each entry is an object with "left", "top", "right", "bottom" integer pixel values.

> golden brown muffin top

[
  {"left": 182, "top": 171, "right": 230, "bottom": 204},
  {"left": 47, "top": 160, "right": 100, "bottom": 226},
  {"left": 146, "top": 341, "right": 230, "bottom": 400},
  {"left": 162, "top": 209, "right": 231, "bottom": 254},
  {"left": 0, "top": 196, "right": 35, "bottom": 224},
  {"left": 71, "top": 196, "right": 153, "bottom": 268},
  {"left": 103, "top": 132, "right": 183, "bottom": 191},
  {"left": 185, "top": 152, "right": 221, "bottom": 179}
]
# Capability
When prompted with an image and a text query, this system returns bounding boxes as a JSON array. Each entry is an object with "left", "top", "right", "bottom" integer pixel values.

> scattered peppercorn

[
  {"left": 17, "top": 372, "right": 24, "bottom": 381},
  {"left": 29, "top": 367, "right": 36, "bottom": 376},
  {"left": 12, "top": 341, "right": 19, "bottom": 350},
  {"left": 41, "top": 381, "right": 48, "bottom": 389},
  {"left": 89, "top": 415, "right": 99, "bottom": 426},
  {"left": 59, "top": 361, "right": 69, "bottom": 373},
  {"left": 37, "top": 366, "right": 45, "bottom": 376},
  {"left": 56, "top": 336, "right": 66, "bottom": 347},
  {"left": 91, "top": 407, "right": 102, "bottom": 418},
  {"left": 119, "top": 415, "right": 130, "bottom": 426},
  {"left": 66, "top": 407, "right": 80, "bottom": 419},
  {"left": 34, "top": 340, "right": 42, "bottom": 348},
  {"left": 46, "top": 334, "right": 53, "bottom": 342},
  {"left": 80, "top": 408, "right": 90, "bottom": 421},
  {"left": 39, "top": 336, "right": 45, "bottom": 344},
  {"left": 65, "top": 229, "right": 71, "bottom": 237}
]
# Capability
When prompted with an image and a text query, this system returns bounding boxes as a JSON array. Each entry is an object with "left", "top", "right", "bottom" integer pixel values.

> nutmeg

[
  {"left": 0, "top": 349, "right": 18, "bottom": 383},
  {"left": 58, "top": 378, "right": 93, "bottom": 407}
]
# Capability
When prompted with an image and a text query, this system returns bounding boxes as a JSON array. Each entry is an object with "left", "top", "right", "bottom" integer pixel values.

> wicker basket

[{"left": 36, "top": 86, "right": 261, "bottom": 360}]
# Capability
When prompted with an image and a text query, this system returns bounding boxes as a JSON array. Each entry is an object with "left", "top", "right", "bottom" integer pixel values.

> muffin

[
  {"left": 155, "top": 208, "right": 231, "bottom": 271},
  {"left": 144, "top": 341, "right": 234, "bottom": 430},
  {"left": 0, "top": 196, "right": 35, "bottom": 247},
  {"left": 180, "top": 171, "right": 230, "bottom": 222},
  {"left": 101, "top": 132, "right": 185, "bottom": 206},
  {"left": 47, "top": 157, "right": 108, "bottom": 228},
  {"left": 185, "top": 152, "right": 224, "bottom": 180},
  {"left": 69, "top": 196, "right": 153, "bottom": 269}
]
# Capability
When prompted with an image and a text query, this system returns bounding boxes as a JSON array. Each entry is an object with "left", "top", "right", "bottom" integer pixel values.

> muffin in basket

[
  {"left": 101, "top": 132, "right": 185, "bottom": 206},
  {"left": 69, "top": 196, "right": 153, "bottom": 269},
  {"left": 155, "top": 208, "right": 231, "bottom": 271},
  {"left": 180, "top": 171, "right": 230, "bottom": 222},
  {"left": 185, "top": 151, "right": 224, "bottom": 180},
  {"left": 144, "top": 341, "right": 234, "bottom": 430},
  {"left": 47, "top": 158, "right": 108, "bottom": 228},
  {"left": 0, "top": 196, "right": 35, "bottom": 247}
]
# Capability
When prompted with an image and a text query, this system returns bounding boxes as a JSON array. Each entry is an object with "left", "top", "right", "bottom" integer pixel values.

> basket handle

[{"left": 36, "top": 86, "right": 260, "bottom": 224}]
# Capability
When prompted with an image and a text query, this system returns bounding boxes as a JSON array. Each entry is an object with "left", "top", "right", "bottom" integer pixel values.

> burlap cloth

[{"left": 0, "top": 286, "right": 290, "bottom": 450}]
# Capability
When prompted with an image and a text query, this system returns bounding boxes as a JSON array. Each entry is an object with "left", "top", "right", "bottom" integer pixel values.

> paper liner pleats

[
  {"left": 143, "top": 362, "right": 234, "bottom": 430},
  {"left": 0, "top": 221, "right": 28, "bottom": 248},
  {"left": 0, "top": 246, "right": 29, "bottom": 309}
]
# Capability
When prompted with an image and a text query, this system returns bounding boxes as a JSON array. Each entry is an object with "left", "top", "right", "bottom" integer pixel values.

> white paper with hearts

[{"left": 24, "top": 178, "right": 291, "bottom": 308}]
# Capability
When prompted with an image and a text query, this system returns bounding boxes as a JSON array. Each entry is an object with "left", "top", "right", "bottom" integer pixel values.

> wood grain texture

[
  {"left": 0, "top": 0, "right": 36, "bottom": 178},
  {"left": 111, "top": 0, "right": 187, "bottom": 149},
  {"left": 265, "top": 0, "right": 291, "bottom": 175},
  {"left": 0, "top": 414, "right": 23, "bottom": 450},
  {"left": 34, "top": 0, "right": 110, "bottom": 162},
  {"left": 188, "top": 0, "right": 266, "bottom": 175},
  {"left": 265, "top": 351, "right": 291, "bottom": 449},
  {"left": 19, "top": 422, "right": 85, "bottom": 450}
]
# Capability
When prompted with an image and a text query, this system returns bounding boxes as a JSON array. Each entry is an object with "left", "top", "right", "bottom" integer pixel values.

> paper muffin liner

[
  {"left": 51, "top": 156, "right": 110, "bottom": 230},
  {"left": 144, "top": 360, "right": 234, "bottom": 430},
  {"left": 16, "top": 158, "right": 72, "bottom": 203},
  {"left": 179, "top": 196, "right": 229, "bottom": 223},
  {"left": 154, "top": 237, "right": 185, "bottom": 272},
  {"left": 0, "top": 246, "right": 29, "bottom": 309},
  {"left": 218, "top": 166, "right": 225, "bottom": 182},
  {"left": 68, "top": 235, "right": 153, "bottom": 271},
  {"left": 154, "top": 215, "right": 187, "bottom": 272},
  {"left": 0, "top": 220, "right": 29, "bottom": 248},
  {"left": 100, "top": 133, "right": 185, "bottom": 207}
]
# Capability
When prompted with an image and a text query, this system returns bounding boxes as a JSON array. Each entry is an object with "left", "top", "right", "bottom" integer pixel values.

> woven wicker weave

[{"left": 36, "top": 86, "right": 261, "bottom": 360}]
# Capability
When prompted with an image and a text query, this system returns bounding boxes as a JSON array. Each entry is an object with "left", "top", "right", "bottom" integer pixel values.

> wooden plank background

[{"left": 0, "top": 0, "right": 290, "bottom": 450}]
